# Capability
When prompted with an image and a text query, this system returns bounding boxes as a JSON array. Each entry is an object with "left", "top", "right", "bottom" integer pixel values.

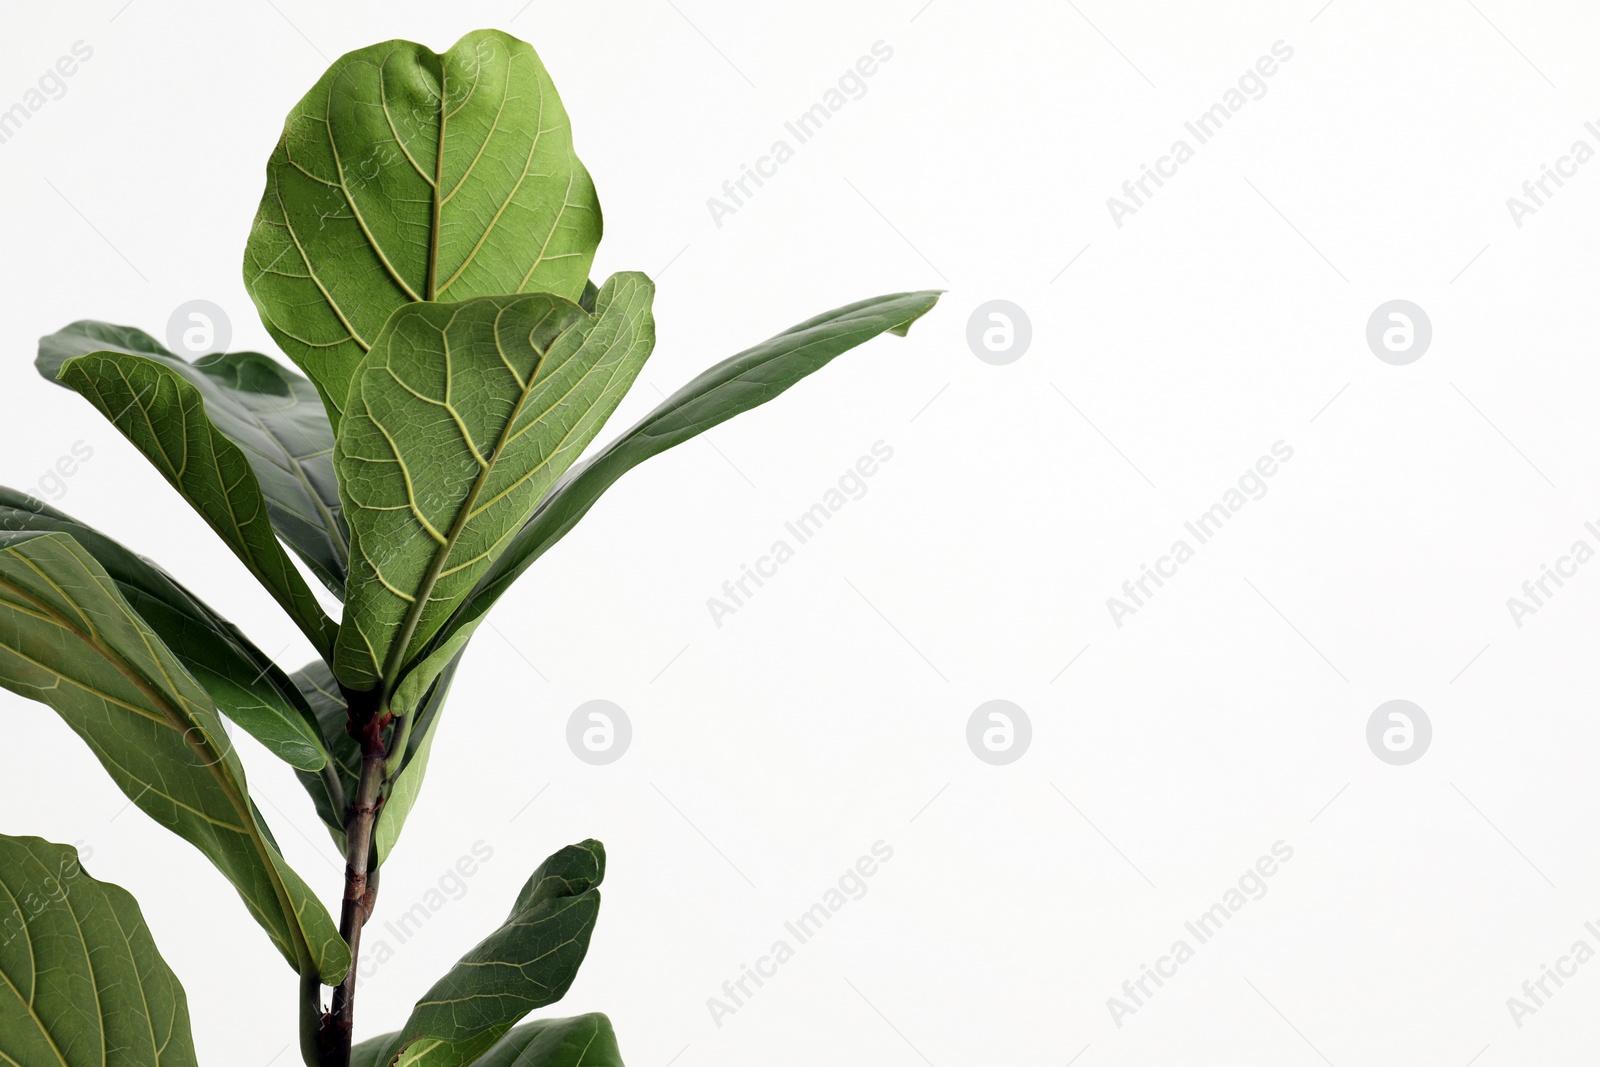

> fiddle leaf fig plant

[{"left": 0, "top": 27, "right": 938, "bottom": 1067}]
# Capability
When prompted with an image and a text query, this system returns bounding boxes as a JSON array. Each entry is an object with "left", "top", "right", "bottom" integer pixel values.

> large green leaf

[
  {"left": 291, "top": 651, "right": 462, "bottom": 862},
  {"left": 393, "top": 290, "right": 940, "bottom": 712},
  {"left": 52, "top": 353, "right": 338, "bottom": 657},
  {"left": 0, "top": 487, "right": 329, "bottom": 771},
  {"left": 355, "top": 842, "right": 605, "bottom": 1067},
  {"left": 0, "top": 530, "right": 347, "bottom": 983},
  {"left": 333, "top": 274, "right": 655, "bottom": 695},
  {"left": 243, "top": 28, "right": 603, "bottom": 427},
  {"left": 37, "top": 321, "right": 348, "bottom": 594},
  {"left": 0, "top": 835, "right": 198, "bottom": 1066}
]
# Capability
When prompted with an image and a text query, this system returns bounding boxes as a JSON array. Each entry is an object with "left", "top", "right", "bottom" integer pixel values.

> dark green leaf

[
  {"left": 353, "top": 1014, "right": 622, "bottom": 1067},
  {"left": 359, "top": 841, "right": 605, "bottom": 1066},
  {"left": 472, "top": 1015, "right": 623, "bottom": 1067},
  {"left": 291, "top": 659, "right": 355, "bottom": 846},
  {"left": 333, "top": 274, "right": 655, "bottom": 696},
  {"left": 396, "top": 290, "right": 941, "bottom": 710},
  {"left": 53, "top": 352, "right": 339, "bottom": 657},
  {"left": 37, "top": 321, "right": 348, "bottom": 594},
  {"left": 0, "top": 487, "right": 329, "bottom": 771},
  {"left": 0, "top": 530, "right": 347, "bottom": 982},
  {"left": 0, "top": 835, "right": 198, "bottom": 1066},
  {"left": 243, "top": 28, "right": 603, "bottom": 427}
]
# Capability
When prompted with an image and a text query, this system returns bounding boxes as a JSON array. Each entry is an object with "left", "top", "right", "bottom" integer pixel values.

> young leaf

[
  {"left": 291, "top": 651, "right": 462, "bottom": 859},
  {"left": 0, "top": 487, "right": 330, "bottom": 771},
  {"left": 0, "top": 835, "right": 198, "bottom": 1066},
  {"left": 243, "top": 28, "right": 603, "bottom": 427},
  {"left": 53, "top": 353, "right": 339, "bottom": 657},
  {"left": 356, "top": 841, "right": 605, "bottom": 1067},
  {"left": 37, "top": 321, "right": 348, "bottom": 594},
  {"left": 392, "top": 290, "right": 940, "bottom": 713},
  {"left": 371, "top": 653, "right": 462, "bottom": 864},
  {"left": 333, "top": 274, "right": 655, "bottom": 694},
  {"left": 0, "top": 531, "right": 348, "bottom": 983}
]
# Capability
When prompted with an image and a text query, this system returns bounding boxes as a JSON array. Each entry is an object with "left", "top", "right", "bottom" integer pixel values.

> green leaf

[
  {"left": 37, "top": 321, "right": 348, "bottom": 595},
  {"left": 53, "top": 352, "right": 339, "bottom": 658},
  {"left": 333, "top": 274, "right": 655, "bottom": 695},
  {"left": 290, "top": 659, "right": 355, "bottom": 846},
  {"left": 395, "top": 290, "right": 940, "bottom": 711},
  {"left": 0, "top": 487, "right": 329, "bottom": 772},
  {"left": 0, "top": 531, "right": 348, "bottom": 983},
  {"left": 472, "top": 1015, "right": 623, "bottom": 1067},
  {"left": 243, "top": 28, "right": 603, "bottom": 427},
  {"left": 291, "top": 651, "right": 462, "bottom": 862},
  {"left": 353, "top": 1014, "right": 622, "bottom": 1067},
  {"left": 0, "top": 835, "right": 198, "bottom": 1066},
  {"left": 356, "top": 842, "right": 605, "bottom": 1067}
]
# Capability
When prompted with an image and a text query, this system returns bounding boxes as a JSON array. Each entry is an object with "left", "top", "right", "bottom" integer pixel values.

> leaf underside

[
  {"left": 395, "top": 289, "right": 942, "bottom": 711},
  {"left": 53, "top": 351, "right": 338, "bottom": 656},
  {"left": 333, "top": 274, "right": 655, "bottom": 695},
  {"left": 0, "top": 487, "right": 328, "bottom": 771},
  {"left": 0, "top": 530, "right": 347, "bottom": 983},
  {"left": 36, "top": 321, "right": 348, "bottom": 595},
  {"left": 244, "top": 28, "right": 603, "bottom": 427}
]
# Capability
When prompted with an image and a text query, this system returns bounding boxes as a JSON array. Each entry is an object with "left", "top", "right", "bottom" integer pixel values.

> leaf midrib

[
  {"left": 377, "top": 303, "right": 536, "bottom": 690},
  {"left": 374, "top": 291, "right": 649, "bottom": 686},
  {"left": 323, "top": 84, "right": 421, "bottom": 305}
]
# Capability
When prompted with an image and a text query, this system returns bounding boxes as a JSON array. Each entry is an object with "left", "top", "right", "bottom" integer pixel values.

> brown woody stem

[{"left": 317, "top": 691, "right": 389, "bottom": 1066}]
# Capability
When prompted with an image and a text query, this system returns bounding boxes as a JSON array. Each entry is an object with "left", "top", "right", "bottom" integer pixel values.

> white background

[{"left": 2, "top": 1, "right": 1598, "bottom": 1064}]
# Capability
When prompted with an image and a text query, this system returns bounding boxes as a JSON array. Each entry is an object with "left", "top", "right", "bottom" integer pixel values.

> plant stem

[{"left": 319, "top": 694, "right": 388, "bottom": 1066}]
